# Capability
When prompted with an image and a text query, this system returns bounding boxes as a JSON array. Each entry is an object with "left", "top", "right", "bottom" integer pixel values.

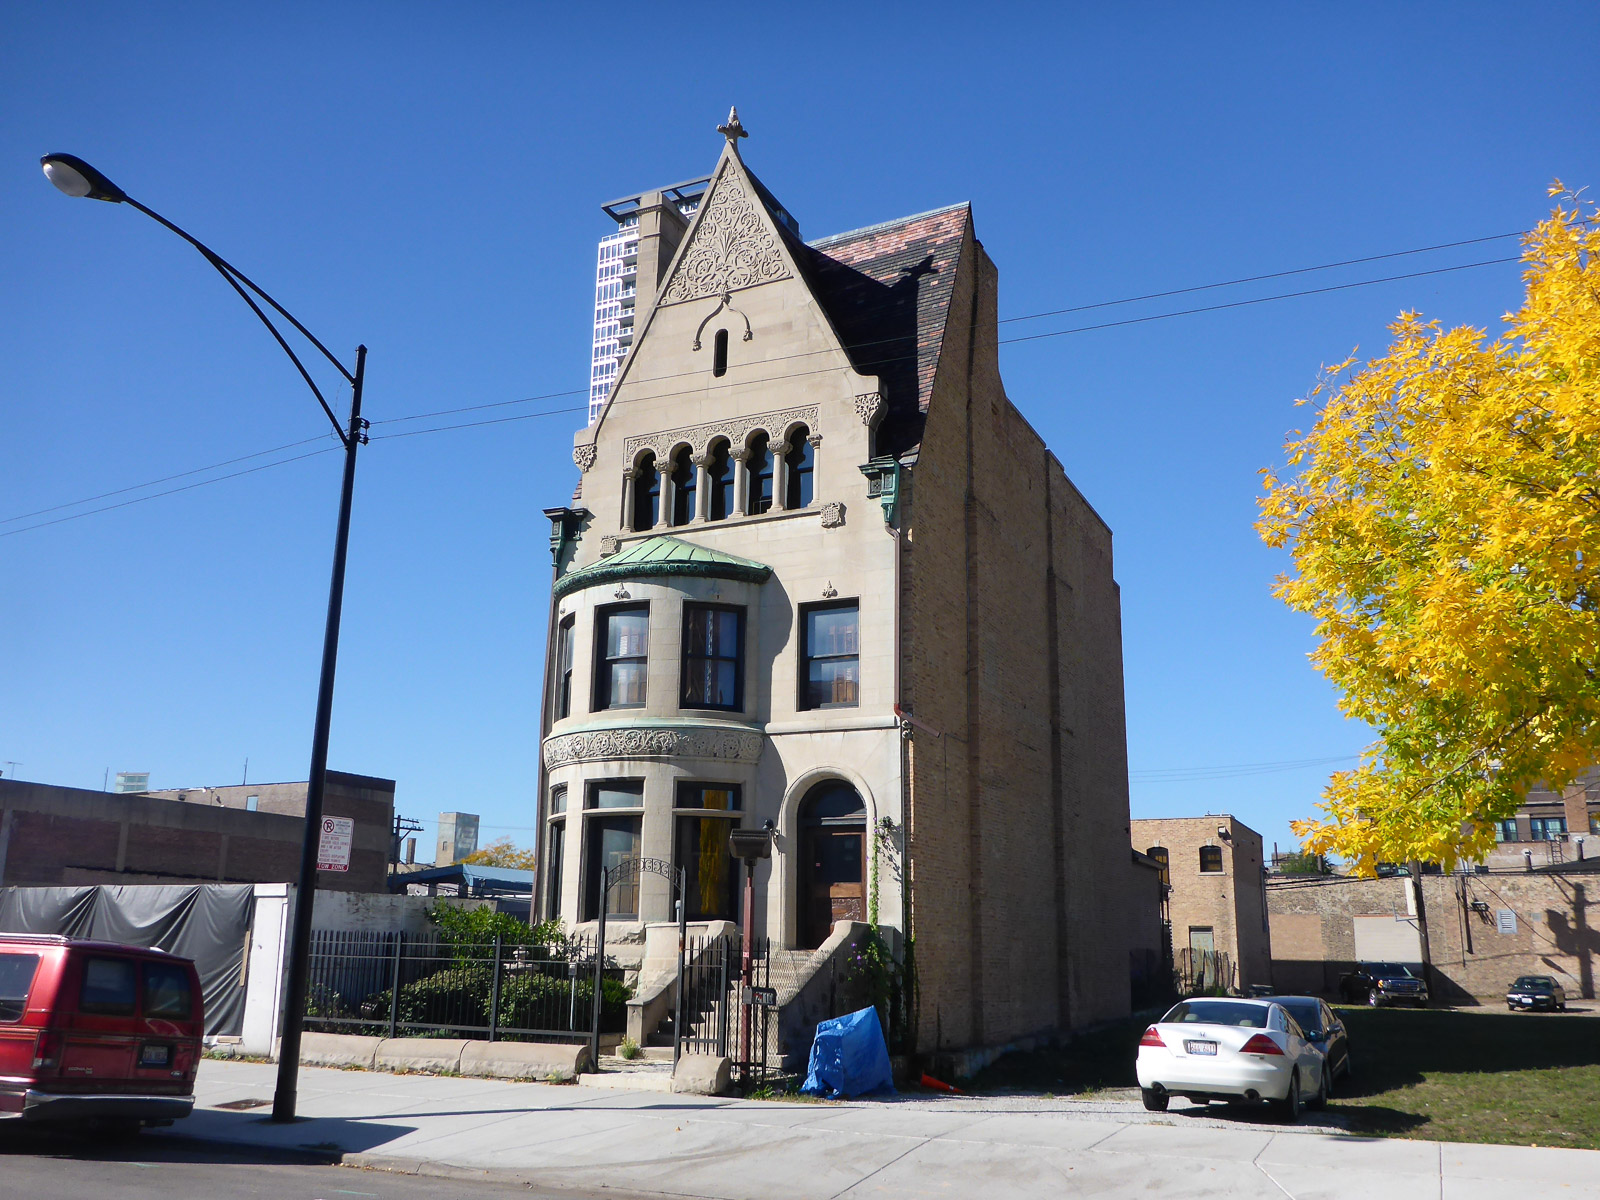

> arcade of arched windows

[{"left": 624, "top": 422, "right": 819, "bottom": 533}]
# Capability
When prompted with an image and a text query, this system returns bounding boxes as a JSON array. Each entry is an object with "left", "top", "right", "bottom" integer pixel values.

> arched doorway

[{"left": 797, "top": 781, "right": 866, "bottom": 947}]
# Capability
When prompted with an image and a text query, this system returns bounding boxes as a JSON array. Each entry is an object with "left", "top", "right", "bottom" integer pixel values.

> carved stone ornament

[
  {"left": 625, "top": 404, "right": 819, "bottom": 464},
  {"left": 819, "top": 502, "right": 845, "bottom": 529},
  {"left": 543, "top": 724, "right": 765, "bottom": 769},
  {"left": 599, "top": 535, "right": 620, "bottom": 557},
  {"left": 573, "top": 443, "right": 598, "bottom": 472},
  {"left": 854, "top": 392, "right": 884, "bottom": 426},
  {"left": 659, "top": 177, "right": 790, "bottom": 306}
]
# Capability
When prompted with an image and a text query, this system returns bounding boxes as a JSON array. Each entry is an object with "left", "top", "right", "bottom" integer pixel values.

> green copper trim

[{"left": 554, "top": 534, "right": 772, "bottom": 600}]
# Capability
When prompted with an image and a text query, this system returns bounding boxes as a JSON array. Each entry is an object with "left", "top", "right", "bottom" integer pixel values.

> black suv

[{"left": 1339, "top": 962, "right": 1429, "bottom": 1007}]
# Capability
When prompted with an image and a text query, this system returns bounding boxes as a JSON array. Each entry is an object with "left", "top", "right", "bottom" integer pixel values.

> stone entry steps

[{"left": 579, "top": 1053, "right": 676, "bottom": 1092}]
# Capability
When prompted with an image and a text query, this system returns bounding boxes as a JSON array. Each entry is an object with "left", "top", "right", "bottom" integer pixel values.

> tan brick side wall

[
  {"left": 904, "top": 235, "right": 1138, "bottom": 1050},
  {"left": 1267, "top": 871, "right": 1599, "bottom": 1001},
  {"left": 1133, "top": 816, "right": 1271, "bottom": 990}
]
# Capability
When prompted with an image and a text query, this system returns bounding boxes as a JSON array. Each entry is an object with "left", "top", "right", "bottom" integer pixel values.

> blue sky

[{"left": 4, "top": 2, "right": 1596, "bottom": 862}]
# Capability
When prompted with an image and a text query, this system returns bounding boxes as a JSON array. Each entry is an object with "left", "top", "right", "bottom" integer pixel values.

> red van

[{"left": 0, "top": 934, "right": 203, "bottom": 1128}]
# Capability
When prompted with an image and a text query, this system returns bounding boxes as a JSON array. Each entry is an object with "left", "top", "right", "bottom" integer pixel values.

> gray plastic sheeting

[{"left": 0, "top": 884, "right": 254, "bottom": 1035}]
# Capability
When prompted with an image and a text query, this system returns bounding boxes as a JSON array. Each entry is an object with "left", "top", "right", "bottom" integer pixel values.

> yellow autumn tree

[
  {"left": 460, "top": 836, "right": 539, "bottom": 870},
  {"left": 1258, "top": 186, "right": 1600, "bottom": 874}
]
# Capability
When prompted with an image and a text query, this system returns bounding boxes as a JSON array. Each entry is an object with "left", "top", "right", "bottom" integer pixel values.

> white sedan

[{"left": 1135, "top": 997, "right": 1327, "bottom": 1122}]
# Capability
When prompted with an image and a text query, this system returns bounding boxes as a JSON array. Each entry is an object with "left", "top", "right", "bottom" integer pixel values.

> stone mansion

[{"left": 537, "top": 111, "right": 1149, "bottom": 1053}]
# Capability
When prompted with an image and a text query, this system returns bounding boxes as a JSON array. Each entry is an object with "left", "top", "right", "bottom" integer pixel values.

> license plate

[
  {"left": 140, "top": 1044, "right": 170, "bottom": 1067},
  {"left": 1185, "top": 1040, "right": 1218, "bottom": 1056}
]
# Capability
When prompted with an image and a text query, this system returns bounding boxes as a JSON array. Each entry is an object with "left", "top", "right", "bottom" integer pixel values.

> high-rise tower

[{"left": 587, "top": 178, "right": 711, "bottom": 424}]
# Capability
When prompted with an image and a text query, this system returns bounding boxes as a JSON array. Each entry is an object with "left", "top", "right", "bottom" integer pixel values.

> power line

[
  {"left": 4, "top": 233, "right": 1525, "bottom": 534},
  {"left": 0, "top": 445, "right": 340, "bottom": 539},
  {"left": 1130, "top": 754, "right": 1359, "bottom": 784}
]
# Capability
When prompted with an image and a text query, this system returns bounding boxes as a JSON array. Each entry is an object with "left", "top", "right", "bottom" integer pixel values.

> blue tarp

[{"left": 800, "top": 1006, "right": 896, "bottom": 1098}]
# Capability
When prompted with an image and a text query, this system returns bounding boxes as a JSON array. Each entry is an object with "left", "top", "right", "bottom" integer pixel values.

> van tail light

[
  {"left": 1139, "top": 1026, "right": 1165, "bottom": 1048},
  {"left": 1240, "top": 1034, "right": 1285, "bottom": 1056},
  {"left": 32, "top": 1030, "right": 64, "bottom": 1071}
]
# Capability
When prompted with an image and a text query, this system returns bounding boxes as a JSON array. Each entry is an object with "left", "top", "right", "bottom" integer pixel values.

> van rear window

[
  {"left": 80, "top": 957, "right": 138, "bottom": 1015},
  {"left": 0, "top": 953, "right": 40, "bottom": 1022},
  {"left": 143, "top": 962, "right": 193, "bottom": 1019}
]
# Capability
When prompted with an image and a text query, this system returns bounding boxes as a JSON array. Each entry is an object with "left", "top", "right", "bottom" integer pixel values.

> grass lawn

[{"left": 966, "top": 1005, "right": 1600, "bottom": 1149}]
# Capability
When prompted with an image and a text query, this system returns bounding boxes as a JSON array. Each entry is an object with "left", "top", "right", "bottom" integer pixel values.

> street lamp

[{"left": 42, "top": 152, "right": 367, "bottom": 1123}]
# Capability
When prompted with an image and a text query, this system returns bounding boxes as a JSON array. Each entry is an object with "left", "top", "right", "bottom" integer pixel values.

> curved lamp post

[{"left": 42, "top": 152, "right": 367, "bottom": 1123}]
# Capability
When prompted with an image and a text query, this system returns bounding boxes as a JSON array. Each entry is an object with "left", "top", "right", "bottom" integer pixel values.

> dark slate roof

[{"left": 798, "top": 202, "right": 971, "bottom": 457}]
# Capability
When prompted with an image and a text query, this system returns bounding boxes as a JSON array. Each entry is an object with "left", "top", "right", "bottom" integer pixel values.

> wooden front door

[{"left": 802, "top": 825, "right": 865, "bottom": 947}]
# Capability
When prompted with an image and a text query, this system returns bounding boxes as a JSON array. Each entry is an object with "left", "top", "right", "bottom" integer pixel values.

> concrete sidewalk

[{"left": 153, "top": 1060, "right": 1600, "bottom": 1199}]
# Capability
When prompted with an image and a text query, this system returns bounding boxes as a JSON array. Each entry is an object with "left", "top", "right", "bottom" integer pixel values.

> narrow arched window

[
  {"left": 708, "top": 439, "right": 734, "bottom": 521},
  {"left": 747, "top": 432, "right": 775, "bottom": 514},
  {"left": 670, "top": 446, "right": 696, "bottom": 525},
  {"left": 632, "top": 453, "right": 660, "bottom": 531},
  {"left": 784, "top": 425, "right": 814, "bottom": 509},
  {"left": 712, "top": 329, "right": 729, "bottom": 377}
]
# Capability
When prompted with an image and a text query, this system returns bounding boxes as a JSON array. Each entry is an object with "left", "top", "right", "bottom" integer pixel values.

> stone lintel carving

[
  {"left": 543, "top": 725, "right": 764, "bottom": 770},
  {"left": 624, "top": 405, "right": 819, "bottom": 464},
  {"left": 819, "top": 501, "right": 845, "bottom": 529},
  {"left": 854, "top": 392, "right": 884, "bottom": 426},
  {"left": 574, "top": 443, "right": 598, "bottom": 472},
  {"left": 659, "top": 178, "right": 789, "bottom": 306}
]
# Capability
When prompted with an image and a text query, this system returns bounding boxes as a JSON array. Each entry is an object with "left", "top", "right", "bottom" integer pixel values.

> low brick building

[
  {"left": 1268, "top": 866, "right": 1599, "bottom": 1002},
  {"left": 0, "top": 771, "right": 394, "bottom": 893},
  {"left": 1132, "top": 815, "right": 1271, "bottom": 992},
  {"left": 1480, "top": 765, "right": 1600, "bottom": 871}
]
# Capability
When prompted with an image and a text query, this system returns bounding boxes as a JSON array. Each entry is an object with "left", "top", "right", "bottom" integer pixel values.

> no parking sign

[{"left": 317, "top": 815, "right": 354, "bottom": 872}]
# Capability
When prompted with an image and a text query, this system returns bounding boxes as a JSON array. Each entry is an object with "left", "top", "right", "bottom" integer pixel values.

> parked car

[
  {"left": 1339, "top": 961, "right": 1429, "bottom": 1007},
  {"left": 1271, "top": 995, "right": 1351, "bottom": 1084},
  {"left": 1135, "top": 996, "right": 1327, "bottom": 1122},
  {"left": 0, "top": 933, "right": 203, "bottom": 1131},
  {"left": 1506, "top": 975, "right": 1567, "bottom": 1012}
]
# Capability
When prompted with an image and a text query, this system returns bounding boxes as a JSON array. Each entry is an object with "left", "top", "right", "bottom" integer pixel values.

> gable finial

[{"left": 717, "top": 106, "right": 748, "bottom": 145}]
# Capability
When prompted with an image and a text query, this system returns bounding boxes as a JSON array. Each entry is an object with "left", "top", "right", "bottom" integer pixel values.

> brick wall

[
  {"left": 904, "top": 228, "right": 1141, "bottom": 1051},
  {"left": 0, "top": 774, "right": 393, "bottom": 893},
  {"left": 1267, "top": 868, "right": 1600, "bottom": 1001}
]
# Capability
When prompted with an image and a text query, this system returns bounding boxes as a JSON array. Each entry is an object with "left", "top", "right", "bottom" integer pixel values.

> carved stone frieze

[
  {"left": 659, "top": 179, "right": 790, "bottom": 306},
  {"left": 854, "top": 392, "right": 884, "bottom": 425},
  {"left": 624, "top": 405, "right": 819, "bottom": 463},
  {"left": 543, "top": 725, "right": 765, "bottom": 769},
  {"left": 819, "top": 502, "right": 845, "bottom": 529},
  {"left": 574, "top": 443, "right": 598, "bottom": 472}
]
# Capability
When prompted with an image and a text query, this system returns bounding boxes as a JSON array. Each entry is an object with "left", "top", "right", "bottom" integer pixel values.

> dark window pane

[
  {"left": 633, "top": 454, "right": 660, "bottom": 531},
  {"left": 785, "top": 426, "right": 814, "bottom": 509},
  {"left": 677, "top": 783, "right": 740, "bottom": 811},
  {"left": 0, "top": 954, "right": 40, "bottom": 1022},
  {"left": 556, "top": 616, "right": 575, "bottom": 719},
  {"left": 80, "top": 957, "right": 137, "bottom": 1015},
  {"left": 801, "top": 602, "right": 859, "bottom": 710},
  {"left": 585, "top": 816, "right": 643, "bottom": 919},
  {"left": 749, "top": 434, "right": 774, "bottom": 514},
  {"left": 1199, "top": 846, "right": 1224, "bottom": 873},
  {"left": 143, "top": 962, "right": 193, "bottom": 1020},
  {"left": 545, "top": 820, "right": 565, "bottom": 917},
  {"left": 817, "top": 832, "right": 863, "bottom": 883},
  {"left": 671, "top": 448, "right": 696, "bottom": 525},
  {"left": 682, "top": 605, "right": 742, "bottom": 711},
  {"left": 709, "top": 442, "right": 734, "bottom": 521},
  {"left": 597, "top": 606, "right": 649, "bottom": 710},
  {"left": 550, "top": 785, "right": 567, "bottom": 815},
  {"left": 591, "top": 781, "right": 644, "bottom": 809}
]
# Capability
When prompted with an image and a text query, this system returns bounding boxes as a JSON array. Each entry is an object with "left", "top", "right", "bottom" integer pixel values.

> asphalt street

[{"left": 0, "top": 1127, "right": 556, "bottom": 1200}]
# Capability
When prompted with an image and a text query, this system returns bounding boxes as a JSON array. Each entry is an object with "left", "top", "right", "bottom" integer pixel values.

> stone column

[
  {"left": 806, "top": 431, "right": 823, "bottom": 508},
  {"left": 694, "top": 453, "right": 713, "bottom": 523},
  {"left": 773, "top": 438, "right": 789, "bottom": 511},
  {"left": 622, "top": 470, "right": 637, "bottom": 532},
  {"left": 733, "top": 449, "right": 751, "bottom": 516}
]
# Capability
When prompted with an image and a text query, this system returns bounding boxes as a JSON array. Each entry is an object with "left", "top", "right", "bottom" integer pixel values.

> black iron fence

[
  {"left": 305, "top": 929, "right": 627, "bottom": 1042},
  {"left": 673, "top": 934, "right": 775, "bottom": 1087}
]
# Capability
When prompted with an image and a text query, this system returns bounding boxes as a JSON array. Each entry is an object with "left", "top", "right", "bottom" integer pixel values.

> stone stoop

[{"left": 578, "top": 1054, "right": 676, "bottom": 1092}]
